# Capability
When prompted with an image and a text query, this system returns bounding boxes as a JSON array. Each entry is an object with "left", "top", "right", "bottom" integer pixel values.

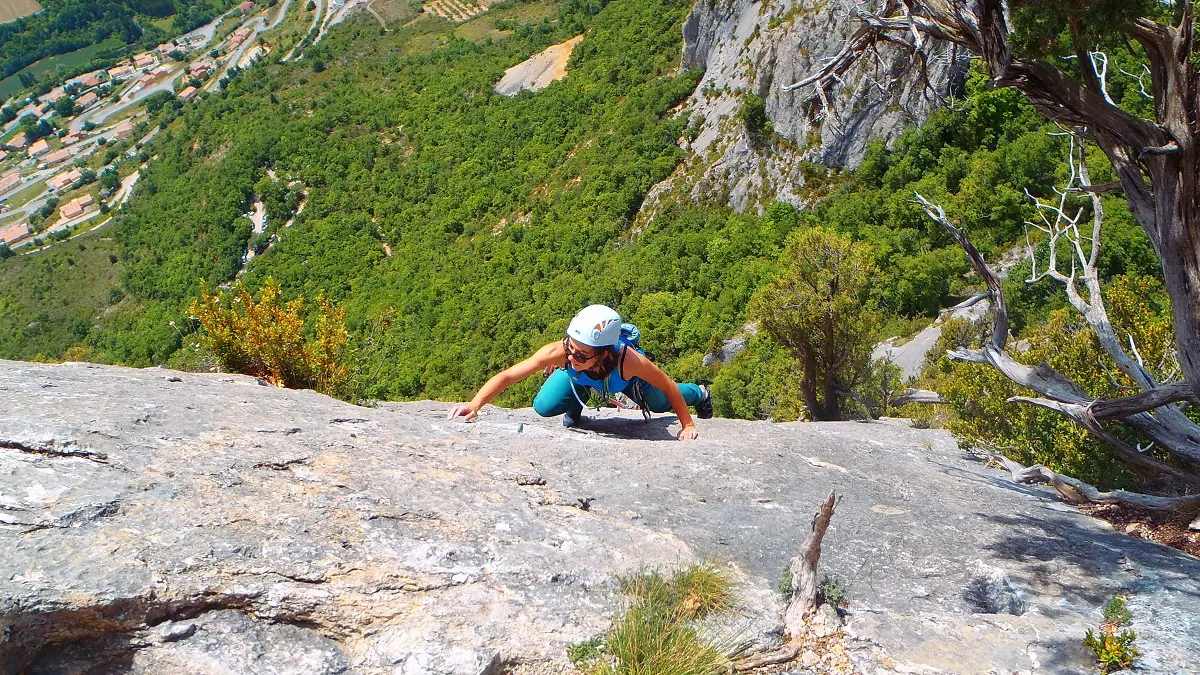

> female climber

[{"left": 446, "top": 305, "right": 712, "bottom": 440}]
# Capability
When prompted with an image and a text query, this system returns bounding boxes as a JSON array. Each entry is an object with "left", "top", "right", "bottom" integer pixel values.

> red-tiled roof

[{"left": 0, "top": 222, "right": 29, "bottom": 244}]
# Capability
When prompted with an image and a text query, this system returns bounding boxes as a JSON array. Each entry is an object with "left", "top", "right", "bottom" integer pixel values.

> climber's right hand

[{"left": 446, "top": 404, "right": 479, "bottom": 422}]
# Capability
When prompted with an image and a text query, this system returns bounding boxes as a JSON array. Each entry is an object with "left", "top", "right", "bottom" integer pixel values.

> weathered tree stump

[{"left": 784, "top": 489, "right": 838, "bottom": 638}]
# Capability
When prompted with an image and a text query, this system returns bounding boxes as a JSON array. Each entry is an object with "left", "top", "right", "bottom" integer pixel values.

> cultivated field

[
  {"left": 0, "top": 0, "right": 42, "bottom": 24},
  {"left": 367, "top": 0, "right": 415, "bottom": 26}
]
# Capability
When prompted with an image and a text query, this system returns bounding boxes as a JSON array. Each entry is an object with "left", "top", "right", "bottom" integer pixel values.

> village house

[
  {"left": 41, "top": 149, "right": 70, "bottom": 166},
  {"left": 0, "top": 222, "right": 30, "bottom": 245},
  {"left": 239, "top": 0, "right": 256, "bottom": 14},
  {"left": 61, "top": 201, "right": 85, "bottom": 220},
  {"left": 108, "top": 65, "right": 136, "bottom": 82},
  {"left": 7, "top": 133, "right": 28, "bottom": 150},
  {"left": 190, "top": 60, "right": 215, "bottom": 79},
  {"left": 75, "top": 91, "right": 99, "bottom": 109},
  {"left": 74, "top": 193, "right": 94, "bottom": 208},
  {"left": 49, "top": 169, "right": 81, "bottom": 192},
  {"left": 156, "top": 43, "right": 177, "bottom": 57},
  {"left": 0, "top": 150, "right": 8, "bottom": 163},
  {"left": 42, "top": 88, "right": 67, "bottom": 103},
  {"left": 0, "top": 172, "right": 21, "bottom": 193},
  {"left": 136, "top": 66, "right": 170, "bottom": 92},
  {"left": 63, "top": 130, "right": 89, "bottom": 146},
  {"left": 76, "top": 72, "right": 104, "bottom": 89},
  {"left": 229, "top": 27, "right": 253, "bottom": 49},
  {"left": 177, "top": 86, "right": 199, "bottom": 103},
  {"left": 134, "top": 53, "right": 158, "bottom": 70},
  {"left": 110, "top": 120, "right": 135, "bottom": 139},
  {"left": 27, "top": 139, "right": 50, "bottom": 158}
]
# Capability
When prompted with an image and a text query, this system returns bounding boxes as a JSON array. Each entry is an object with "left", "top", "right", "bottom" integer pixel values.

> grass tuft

[{"left": 572, "top": 562, "right": 734, "bottom": 675}]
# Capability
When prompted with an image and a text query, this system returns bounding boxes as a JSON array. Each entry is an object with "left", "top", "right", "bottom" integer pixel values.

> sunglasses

[{"left": 563, "top": 337, "right": 602, "bottom": 364}]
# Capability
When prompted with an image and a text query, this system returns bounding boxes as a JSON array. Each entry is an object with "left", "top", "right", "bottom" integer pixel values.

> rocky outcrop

[
  {"left": 2, "top": 361, "right": 1199, "bottom": 674},
  {"left": 642, "top": 0, "right": 967, "bottom": 215}
]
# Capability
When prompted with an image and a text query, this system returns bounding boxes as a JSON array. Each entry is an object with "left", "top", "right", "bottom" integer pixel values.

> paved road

[
  {"left": 206, "top": 16, "right": 267, "bottom": 91},
  {"left": 206, "top": 0, "right": 293, "bottom": 90},
  {"left": 2, "top": 102, "right": 36, "bottom": 135},
  {"left": 319, "top": 0, "right": 362, "bottom": 42}
]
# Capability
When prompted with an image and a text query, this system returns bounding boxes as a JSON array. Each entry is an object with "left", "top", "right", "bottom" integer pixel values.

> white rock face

[
  {"left": 2, "top": 361, "right": 1199, "bottom": 674},
  {"left": 643, "top": 0, "right": 968, "bottom": 215}
]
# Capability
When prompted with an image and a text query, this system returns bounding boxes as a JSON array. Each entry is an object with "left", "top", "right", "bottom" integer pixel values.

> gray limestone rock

[
  {"left": 963, "top": 561, "right": 1028, "bottom": 616},
  {"left": 641, "top": 0, "right": 968, "bottom": 217},
  {"left": 1, "top": 361, "right": 1198, "bottom": 674}
]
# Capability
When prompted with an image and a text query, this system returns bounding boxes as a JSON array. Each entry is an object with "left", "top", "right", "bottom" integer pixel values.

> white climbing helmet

[{"left": 567, "top": 305, "right": 622, "bottom": 347}]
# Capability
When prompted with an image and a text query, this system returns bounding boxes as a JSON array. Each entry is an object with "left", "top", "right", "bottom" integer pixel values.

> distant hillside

[{"left": 0, "top": 0, "right": 1158, "bottom": 425}]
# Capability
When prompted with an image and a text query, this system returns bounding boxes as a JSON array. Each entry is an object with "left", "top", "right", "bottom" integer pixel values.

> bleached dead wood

[
  {"left": 914, "top": 191, "right": 1200, "bottom": 488},
  {"left": 732, "top": 645, "right": 801, "bottom": 671},
  {"left": 784, "top": 490, "right": 838, "bottom": 638},
  {"left": 889, "top": 388, "right": 945, "bottom": 406},
  {"left": 985, "top": 451, "right": 1200, "bottom": 513}
]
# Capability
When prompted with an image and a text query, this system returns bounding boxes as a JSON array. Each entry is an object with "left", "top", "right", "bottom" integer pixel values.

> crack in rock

[{"left": 0, "top": 439, "right": 108, "bottom": 463}]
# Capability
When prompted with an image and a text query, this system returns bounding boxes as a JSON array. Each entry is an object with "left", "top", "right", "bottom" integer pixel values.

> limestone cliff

[
  {"left": 2, "top": 361, "right": 1198, "bottom": 674},
  {"left": 642, "top": 0, "right": 968, "bottom": 215}
]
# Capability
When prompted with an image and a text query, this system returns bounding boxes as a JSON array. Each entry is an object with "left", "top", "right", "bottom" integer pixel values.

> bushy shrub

[
  {"left": 739, "top": 92, "right": 770, "bottom": 136},
  {"left": 1084, "top": 595, "right": 1139, "bottom": 673},
  {"left": 188, "top": 277, "right": 363, "bottom": 403}
]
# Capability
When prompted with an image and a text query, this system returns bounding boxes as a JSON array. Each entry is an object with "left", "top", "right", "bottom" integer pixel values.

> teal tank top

[{"left": 566, "top": 343, "right": 632, "bottom": 394}]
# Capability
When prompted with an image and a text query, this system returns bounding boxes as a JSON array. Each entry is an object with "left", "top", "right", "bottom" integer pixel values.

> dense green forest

[
  {"left": 0, "top": 0, "right": 1162, "bottom": 453},
  {"left": 0, "top": 0, "right": 238, "bottom": 87}
]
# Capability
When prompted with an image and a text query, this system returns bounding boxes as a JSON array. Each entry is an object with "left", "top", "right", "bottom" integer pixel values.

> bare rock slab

[{"left": 1, "top": 361, "right": 1198, "bottom": 674}]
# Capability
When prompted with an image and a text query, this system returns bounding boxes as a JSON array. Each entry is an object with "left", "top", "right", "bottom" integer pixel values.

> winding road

[{"left": 208, "top": 0, "right": 294, "bottom": 90}]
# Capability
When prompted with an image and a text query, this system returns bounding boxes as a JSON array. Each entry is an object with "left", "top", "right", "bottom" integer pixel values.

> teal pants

[{"left": 532, "top": 368, "right": 705, "bottom": 417}]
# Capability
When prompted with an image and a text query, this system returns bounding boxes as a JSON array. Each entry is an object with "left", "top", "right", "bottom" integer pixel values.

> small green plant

[
  {"left": 1084, "top": 595, "right": 1139, "bottom": 673},
  {"left": 1102, "top": 596, "right": 1133, "bottom": 627},
  {"left": 818, "top": 575, "right": 847, "bottom": 608},
  {"left": 567, "top": 637, "right": 604, "bottom": 668},
  {"left": 1084, "top": 629, "right": 1139, "bottom": 673},
  {"left": 576, "top": 563, "right": 733, "bottom": 675},
  {"left": 777, "top": 568, "right": 847, "bottom": 609},
  {"left": 776, "top": 562, "right": 792, "bottom": 601}
]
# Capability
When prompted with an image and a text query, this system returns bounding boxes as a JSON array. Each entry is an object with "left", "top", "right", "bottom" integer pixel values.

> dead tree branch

[
  {"left": 732, "top": 645, "right": 801, "bottom": 672},
  {"left": 913, "top": 191, "right": 1200, "bottom": 485},
  {"left": 889, "top": 388, "right": 945, "bottom": 406},
  {"left": 985, "top": 451, "right": 1200, "bottom": 513}
]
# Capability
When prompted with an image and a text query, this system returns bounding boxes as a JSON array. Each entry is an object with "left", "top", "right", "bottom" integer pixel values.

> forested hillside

[{"left": 0, "top": 0, "right": 1161, "bottom": 435}]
